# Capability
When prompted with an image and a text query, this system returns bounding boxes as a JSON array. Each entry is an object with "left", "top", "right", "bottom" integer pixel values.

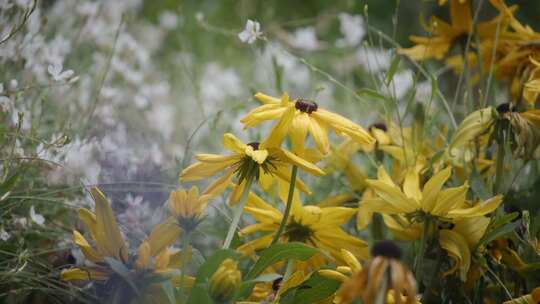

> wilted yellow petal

[
  {"left": 146, "top": 217, "right": 182, "bottom": 257},
  {"left": 61, "top": 268, "right": 109, "bottom": 281},
  {"left": 439, "top": 229, "right": 471, "bottom": 281},
  {"left": 73, "top": 230, "right": 102, "bottom": 263}
]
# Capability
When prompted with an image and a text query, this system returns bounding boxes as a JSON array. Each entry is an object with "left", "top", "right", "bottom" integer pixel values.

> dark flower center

[
  {"left": 371, "top": 240, "right": 402, "bottom": 260},
  {"left": 295, "top": 99, "right": 318, "bottom": 114},
  {"left": 285, "top": 220, "right": 313, "bottom": 242},
  {"left": 496, "top": 103, "right": 516, "bottom": 114},
  {"left": 247, "top": 142, "right": 260, "bottom": 150},
  {"left": 369, "top": 122, "right": 388, "bottom": 132}
]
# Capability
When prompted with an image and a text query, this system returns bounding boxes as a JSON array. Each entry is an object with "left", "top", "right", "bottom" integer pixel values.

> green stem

[
  {"left": 271, "top": 166, "right": 298, "bottom": 245},
  {"left": 178, "top": 232, "right": 192, "bottom": 301},
  {"left": 494, "top": 130, "right": 505, "bottom": 194},
  {"left": 422, "top": 250, "right": 442, "bottom": 303},
  {"left": 415, "top": 218, "right": 431, "bottom": 287},
  {"left": 223, "top": 177, "right": 254, "bottom": 249},
  {"left": 371, "top": 213, "right": 384, "bottom": 241}
]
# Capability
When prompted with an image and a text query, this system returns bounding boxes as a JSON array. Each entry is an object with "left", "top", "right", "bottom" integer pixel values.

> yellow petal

[
  {"left": 180, "top": 157, "right": 239, "bottom": 181},
  {"left": 431, "top": 184, "right": 468, "bottom": 216},
  {"left": 365, "top": 180, "right": 417, "bottom": 214},
  {"left": 245, "top": 146, "right": 269, "bottom": 164},
  {"left": 135, "top": 241, "right": 151, "bottom": 269},
  {"left": 403, "top": 169, "right": 422, "bottom": 201},
  {"left": 262, "top": 106, "right": 295, "bottom": 148},
  {"left": 421, "top": 167, "right": 452, "bottom": 213},
  {"left": 308, "top": 118, "right": 330, "bottom": 155},
  {"left": 341, "top": 249, "right": 362, "bottom": 272},
  {"left": 146, "top": 217, "right": 182, "bottom": 257},
  {"left": 254, "top": 92, "right": 282, "bottom": 104},
  {"left": 91, "top": 188, "right": 128, "bottom": 262},
  {"left": 61, "top": 268, "right": 109, "bottom": 281},
  {"left": 223, "top": 133, "right": 247, "bottom": 154},
  {"left": 446, "top": 195, "right": 503, "bottom": 218},
  {"left": 271, "top": 148, "right": 325, "bottom": 176},
  {"left": 78, "top": 208, "right": 98, "bottom": 241},
  {"left": 73, "top": 230, "right": 102, "bottom": 262},
  {"left": 318, "top": 269, "right": 348, "bottom": 282}
]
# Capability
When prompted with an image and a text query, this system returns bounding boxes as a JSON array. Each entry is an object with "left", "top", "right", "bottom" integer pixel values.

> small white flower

[
  {"left": 9, "top": 79, "right": 17, "bottom": 91},
  {"left": 47, "top": 62, "right": 75, "bottom": 82},
  {"left": 0, "top": 228, "right": 10, "bottom": 241},
  {"left": 336, "top": 13, "right": 365, "bottom": 47},
  {"left": 159, "top": 11, "right": 179, "bottom": 30},
  {"left": 290, "top": 27, "right": 320, "bottom": 51},
  {"left": 238, "top": 19, "right": 262, "bottom": 44},
  {"left": 30, "top": 206, "right": 45, "bottom": 226},
  {"left": 14, "top": 217, "right": 27, "bottom": 228},
  {"left": 195, "top": 12, "right": 204, "bottom": 22}
]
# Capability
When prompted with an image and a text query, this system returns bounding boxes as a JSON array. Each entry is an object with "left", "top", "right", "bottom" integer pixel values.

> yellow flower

[
  {"left": 385, "top": 214, "right": 490, "bottom": 281},
  {"left": 240, "top": 92, "right": 374, "bottom": 155},
  {"left": 502, "top": 286, "right": 540, "bottom": 304},
  {"left": 180, "top": 133, "right": 324, "bottom": 203},
  {"left": 364, "top": 166, "right": 503, "bottom": 221},
  {"left": 209, "top": 258, "right": 242, "bottom": 302},
  {"left": 168, "top": 183, "right": 226, "bottom": 231},
  {"left": 61, "top": 188, "right": 192, "bottom": 300},
  {"left": 319, "top": 249, "right": 362, "bottom": 283},
  {"left": 237, "top": 189, "right": 369, "bottom": 263},
  {"left": 399, "top": 0, "right": 502, "bottom": 61}
]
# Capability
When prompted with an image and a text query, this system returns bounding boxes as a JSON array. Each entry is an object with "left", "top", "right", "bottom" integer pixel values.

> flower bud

[{"left": 209, "top": 258, "right": 241, "bottom": 302}]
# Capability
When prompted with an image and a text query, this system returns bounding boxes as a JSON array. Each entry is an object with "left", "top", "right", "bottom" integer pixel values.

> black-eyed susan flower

[
  {"left": 364, "top": 166, "right": 503, "bottom": 222},
  {"left": 180, "top": 132, "right": 324, "bottom": 201},
  {"left": 61, "top": 188, "right": 191, "bottom": 301},
  {"left": 338, "top": 241, "right": 418, "bottom": 304},
  {"left": 167, "top": 184, "right": 226, "bottom": 232},
  {"left": 237, "top": 190, "right": 369, "bottom": 264},
  {"left": 209, "top": 258, "right": 242, "bottom": 302},
  {"left": 240, "top": 92, "right": 374, "bottom": 155}
]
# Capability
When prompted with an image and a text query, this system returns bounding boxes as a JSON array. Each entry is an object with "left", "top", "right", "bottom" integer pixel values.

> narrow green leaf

[
  {"left": 187, "top": 283, "right": 214, "bottom": 304},
  {"left": 385, "top": 55, "right": 401, "bottom": 86},
  {"left": 161, "top": 281, "right": 176, "bottom": 304},
  {"left": 358, "top": 88, "right": 388, "bottom": 102}
]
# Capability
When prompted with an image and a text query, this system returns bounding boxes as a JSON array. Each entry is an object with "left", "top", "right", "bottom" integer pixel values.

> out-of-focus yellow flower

[
  {"left": 180, "top": 133, "right": 324, "bottom": 204},
  {"left": 399, "top": 0, "right": 500, "bottom": 61},
  {"left": 61, "top": 188, "right": 192, "bottom": 301},
  {"left": 338, "top": 241, "right": 417, "bottom": 304},
  {"left": 364, "top": 166, "right": 503, "bottom": 221},
  {"left": 240, "top": 92, "right": 374, "bottom": 155},
  {"left": 237, "top": 189, "right": 369, "bottom": 264},
  {"left": 209, "top": 258, "right": 242, "bottom": 302},
  {"left": 167, "top": 184, "right": 225, "bottom": 232},
  {"left": 502, "top": 286, "right": 540, "bottom": 304}
]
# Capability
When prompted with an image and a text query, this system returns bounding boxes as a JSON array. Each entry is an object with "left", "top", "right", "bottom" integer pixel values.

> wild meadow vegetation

[{"left": 1, "top": 0, "right": 540, "bottom": 303}]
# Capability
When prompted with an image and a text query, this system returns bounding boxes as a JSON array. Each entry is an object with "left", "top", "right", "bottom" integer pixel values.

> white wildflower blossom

[
  {"left": 47, "top": 62, "right": 75, "bottom": 82},
  {"left": 336, "top": 13, "right": 365, "bottom": 47},
  {"left": 357, "top": 47, "right": 392, "bottom": 73},
  {"left": 30, "top": 206, "right": 45, "bottom": 226},
  {"left": 238, "top": 19, "right": 262, "bottom": 44},
  {"left": 159, "top": 11, "right": 179, "bottom": 29}
]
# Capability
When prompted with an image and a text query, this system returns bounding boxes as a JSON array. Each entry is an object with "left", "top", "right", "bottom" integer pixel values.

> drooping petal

[
  {"left": 262, "top": 106, "right": 295, "bottom": 148},
  {"left": 431, "top": 184, "right": 468, "bottom": 216},
  {"left": 271, "top": 148, "right": 325, "bottom": 176},
  {"left": 402, "top": 169, "right": 422, "bottom": 201},
  {"left": 78, "top": 208, "right": 98, "bottom": 241},
  {"left": 308, "top": 117, "right": 330, "bottom": 155},
  {"left": 439, "top": 229, "right": 471, "bottom": 281}
]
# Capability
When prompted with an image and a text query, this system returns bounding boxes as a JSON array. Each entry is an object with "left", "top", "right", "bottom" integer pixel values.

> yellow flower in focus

[
  {"left": 364, "top": 166, "right": 503, "bottom": 221},
  {"left": 240, "top": 92, "right": 374, "bottom": 155},
  {"left": 237, "top": 189, "right": 369, "bottom": 264},
  {"left": 209, "top": 258, "right": 242, "bottom": 302},
  {"left": 168, "top": 183, "right": 226, "bottom": 232},
  {"left": 180, "top": 133, "right": 324, "bottom": 204}
]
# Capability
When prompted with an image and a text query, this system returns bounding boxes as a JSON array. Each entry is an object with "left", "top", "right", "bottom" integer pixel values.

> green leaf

[
  {"left": 470, "top": 166, "right": 492, "bottom": 200},
  {"left": 385, "top": 55, "right": 401, "bottom": 86},
  {"left": 104, "top": 257, "right": 139, "bottom": 295},
  {"left": 161, "top": 281, "right": 176, "bottom": 304},
  {"left": 280, "top": 272, "right": 341, "bottom": 304},
  {"left": 0, "top": 172, "right": 22, "bottom": 201},
  {"left": 358, "top": 88, "right": 388, "bottom": 102},
  {"left": 246, "top": 242, "right": 319, "bottom": 280},
  {"left": 187, "top": 283, "right": 214, "bottom": 304}
]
